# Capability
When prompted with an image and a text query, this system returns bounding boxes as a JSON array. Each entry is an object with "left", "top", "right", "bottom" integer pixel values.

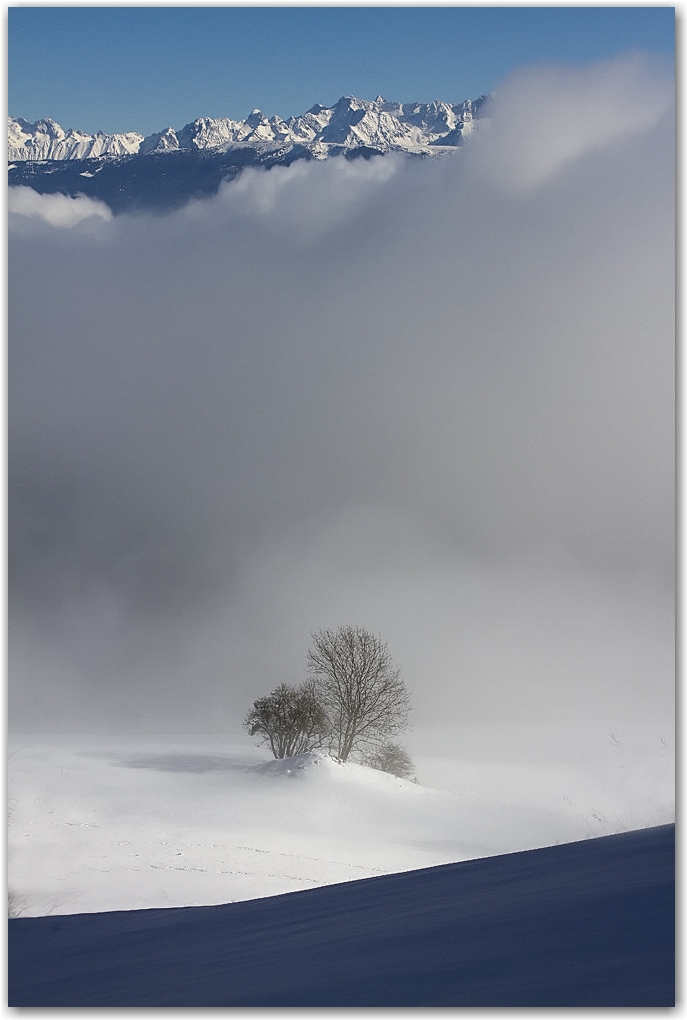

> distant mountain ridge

[
  {"left": 8, "top": 93, "right": 487, "bottom": 213},
  {"left": 8, "top": 93, "right": 487, "bottom": 162}
]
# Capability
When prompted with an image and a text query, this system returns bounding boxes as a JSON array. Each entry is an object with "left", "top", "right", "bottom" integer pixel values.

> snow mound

[
  {"left": 255, "top": 752, "right": 330, "bottom": 776},
  {"left": 254, "top": 753, "right": 422, "bottom": 795},
  {"left": 255, "top": 752, "right": 412, "bottom": 782}
]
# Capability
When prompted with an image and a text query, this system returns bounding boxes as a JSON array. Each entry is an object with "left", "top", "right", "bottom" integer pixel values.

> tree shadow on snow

[{"left": 109, "top": 753, "right": 259, "bottom": 775}]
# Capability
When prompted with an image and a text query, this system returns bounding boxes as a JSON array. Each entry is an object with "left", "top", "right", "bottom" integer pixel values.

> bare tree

[
  {"left": 363, "top": 741, "right": 416, "bottom": 780},
  {"left": 244, "top": 681, "right": 328, "bottom": 759},
  {"left": 307, "top": 626, "right": 410, "bottom": 762}
]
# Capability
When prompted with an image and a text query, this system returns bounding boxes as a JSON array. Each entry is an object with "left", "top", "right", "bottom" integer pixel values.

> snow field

[{"left": 8, "top": 727, "right": 673, "bottom": 918}]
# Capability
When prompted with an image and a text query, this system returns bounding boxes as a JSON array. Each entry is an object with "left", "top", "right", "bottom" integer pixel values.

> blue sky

[{"left": 9, "top": 6, "right": 674, "bottom": 135}]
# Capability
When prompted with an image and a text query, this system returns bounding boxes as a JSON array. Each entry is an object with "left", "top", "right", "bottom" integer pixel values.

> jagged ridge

[{"left": 9, "top": 93, "right": 487, "bottom": 162}]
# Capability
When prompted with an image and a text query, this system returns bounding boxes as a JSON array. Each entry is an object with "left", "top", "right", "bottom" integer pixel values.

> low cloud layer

[
  {"left": 9, "top": 56, "right": 674, "bottom": 735},
  {"left": 8, "top": 185, "right": 112, "bottom": 227},
  {"left": 471, "top": 53, "right": 673, "bottom": 191}
]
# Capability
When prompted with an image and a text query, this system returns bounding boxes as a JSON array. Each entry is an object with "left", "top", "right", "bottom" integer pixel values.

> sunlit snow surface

[{"left": 8, "top": 726, "right": 673, "bottom": 918}]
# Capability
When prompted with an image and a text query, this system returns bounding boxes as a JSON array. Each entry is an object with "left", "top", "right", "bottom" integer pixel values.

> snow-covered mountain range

[
  {"left": 8, "top": 94, "right": 487, "bottom": 213},
  {"left": 9, "top": 94, "right": 486, "bottom": 162}
]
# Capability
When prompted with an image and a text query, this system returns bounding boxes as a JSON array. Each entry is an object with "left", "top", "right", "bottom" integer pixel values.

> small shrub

[
  {"left": 363, "top": 741, "right": 415, "bottom": 780},
  {"left": 244, "top": 681, "right": 328, "bottom": 759}
]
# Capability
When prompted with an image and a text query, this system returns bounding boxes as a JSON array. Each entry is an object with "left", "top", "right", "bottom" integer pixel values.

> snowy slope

[
  {"left": 8, "top": 94, "right": 486, "bottom": 162},
  {"left": 9, "top": 825, "right": 674, "bottom": 1006},
  {"left": 7, "top": 733, "right": 673, "bottom": 918}
]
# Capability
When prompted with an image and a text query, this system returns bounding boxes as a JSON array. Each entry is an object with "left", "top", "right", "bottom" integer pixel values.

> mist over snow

[{"left": 9, "top": 56, "right": 674, "bottom": 749}]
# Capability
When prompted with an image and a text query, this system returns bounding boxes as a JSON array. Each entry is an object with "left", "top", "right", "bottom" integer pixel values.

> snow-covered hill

[{"left": 8, "top": 94, "right": 486, "bottom": 162}]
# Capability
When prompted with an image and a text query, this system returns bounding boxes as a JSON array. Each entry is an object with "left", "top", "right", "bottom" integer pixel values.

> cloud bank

[
  {"left": 8, "top": 185, "right": 113, "bottom": 227},
  {"left": 471, "top": 53, "right": 673, "bottom": 191},
  {"left": 9, "top": 56, "right": 674, "bottom": 735}
]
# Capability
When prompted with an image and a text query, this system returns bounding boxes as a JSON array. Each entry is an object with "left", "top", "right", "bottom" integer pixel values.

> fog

[{"left": 9, "top": 56, "right": 674, "bottom": 737}]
